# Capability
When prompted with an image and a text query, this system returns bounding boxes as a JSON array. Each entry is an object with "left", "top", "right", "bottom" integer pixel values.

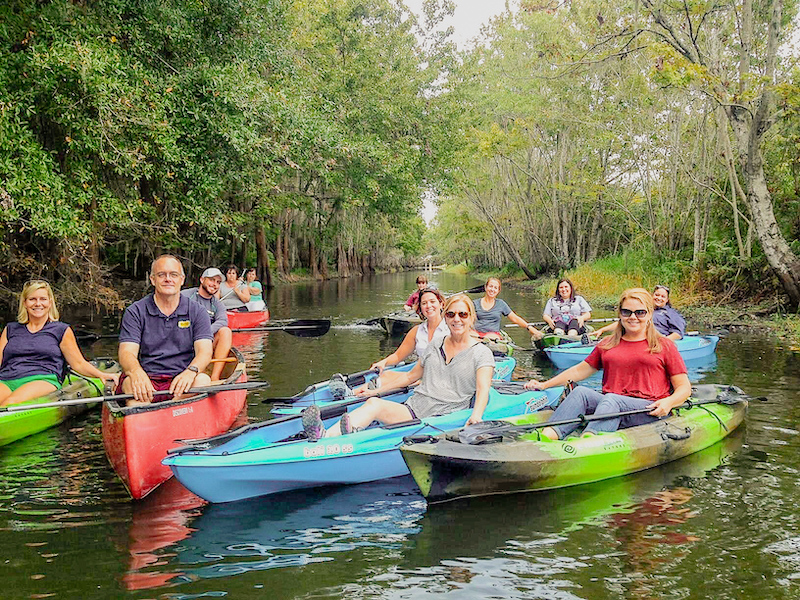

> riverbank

[{"left": 470, "top": 257, "right": 800, "bottom": 350}]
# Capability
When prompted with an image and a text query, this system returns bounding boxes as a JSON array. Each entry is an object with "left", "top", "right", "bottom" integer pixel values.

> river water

[{"left": 1, "top": 272, "right": 798, "bottom": 599}]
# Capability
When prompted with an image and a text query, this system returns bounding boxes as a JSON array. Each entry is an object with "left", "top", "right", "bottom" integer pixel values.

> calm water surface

[{"left": 0, "top": 272, "right": 798, "bottom": 599}]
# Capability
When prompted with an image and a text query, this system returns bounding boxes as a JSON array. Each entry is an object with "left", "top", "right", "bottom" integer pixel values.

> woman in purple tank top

[{"left": 0, "top": 280, "right": 119, "bottom": 407}]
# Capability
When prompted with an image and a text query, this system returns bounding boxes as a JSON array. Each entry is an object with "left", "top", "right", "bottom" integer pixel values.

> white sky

[
  {"left": 403, "top": 1, "right": 513, "bottom": 223},
  {"left": 404, "top": 0, "right": 511, "bottom": 50}
]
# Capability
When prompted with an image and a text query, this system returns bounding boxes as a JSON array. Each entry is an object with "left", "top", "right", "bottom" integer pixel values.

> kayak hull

[
  {"left": 544, "top": 335, "right": 719, "bottom": 369},
  {"left": 379, "top": 313, "right": 421, "bottom": 336},
  {"left": 0, "top": 359, "right": 119, "bottom": 448},
  {"left": 102, "top": 348, "right": 248, "bottom": 500},
  {"left": 400, "top": 384, "right": 747, "bottom": 503},
  {"left": 226, "top": 310, "right": 269, "bottom": 329},
  {"left": 163, "top": 384, "right": 564, "bottom": 503}
]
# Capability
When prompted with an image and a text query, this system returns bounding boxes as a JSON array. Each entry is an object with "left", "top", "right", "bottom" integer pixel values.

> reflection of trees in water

[{"left": 608, "top": 487, "right": 698, "bottom": 600}]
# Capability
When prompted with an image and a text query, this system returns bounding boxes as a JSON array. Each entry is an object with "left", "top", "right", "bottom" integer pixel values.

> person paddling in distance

[
  {"left": 592, "top": 285, "right": 686, "bottom": 341},
  {"left": 118, "top": 255, "right": 213, "bottom": 405},
  {"left": 219, "top": 265, "right": 250, "bottom": 311},
  {"left": 524, "top": 288, "right": 691, "bottom": 440},
  {"left": 360, "top": 288, "right": 449, "bottom": 392},
  {"left": 244, "top": 268, "right": 269, "bottom": 315},
  {"left": 302, "top": 294, "right": 495, "bottom": 440},
  {"left": 403, "top": 275, "right": 428, "bottom": 312},
  {"left": 474, "top": 277, "right": 544, "bottom": 342},
  {"left": 542, "top": 278, "right": 592, "bottom": 337},
  {"left": 181, "top": 267, "right": 232, "bottom": 381},
  {"left": 0, "top": 280, "right": 119, "bottom": 407}
]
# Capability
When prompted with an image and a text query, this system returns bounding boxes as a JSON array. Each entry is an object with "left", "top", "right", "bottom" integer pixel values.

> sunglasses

[
  {"left": 445, "top": 310, "right": 470, "bottom": 319},
  {"left": 620, "top": 308, "right": 648, "bottom": 318},
  {"left": 654, "top": 284, "right": 670, "bottom": 293}
]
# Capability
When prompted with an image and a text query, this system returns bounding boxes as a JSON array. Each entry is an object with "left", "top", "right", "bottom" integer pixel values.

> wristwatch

[{"left": 186, "top": 365, "right": 199, "bottom": 374}]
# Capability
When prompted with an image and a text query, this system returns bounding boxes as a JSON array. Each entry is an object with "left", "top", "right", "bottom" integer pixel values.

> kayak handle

[
  {"left": 662, "top": 427, "right": 691, "bottom": 441},
  {"left": 403, "top": 434, "right": 438, "bottom": 444}
]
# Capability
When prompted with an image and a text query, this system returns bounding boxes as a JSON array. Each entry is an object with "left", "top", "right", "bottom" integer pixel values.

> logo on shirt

[{"left": 178, "top": 320, "right": 191, "bottom": 329}]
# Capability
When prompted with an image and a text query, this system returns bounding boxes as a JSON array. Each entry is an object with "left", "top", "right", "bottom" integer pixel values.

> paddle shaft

[
  {"left": 0, "top": 380, "right": 270, "bottom": 413},
  {"left": 76, "top": 318, "right": 331, "bottom": 341},
  {"left": 507, "top": 317, "right": 620, "bottom": 328},
  {"left": 507, "top": 395, "right": 745, "bottom": 434}
]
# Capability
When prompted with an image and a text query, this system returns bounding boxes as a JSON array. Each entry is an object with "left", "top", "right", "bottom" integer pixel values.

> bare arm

[
  {"left": 357, "top": 361, "right": 423, "bottom": 397},
  {"left": 647, "top": 373, "right": 692, "bottom": 417},
  {"left": 0, "top": 327, "right": 7, "bottom": 369},
  {"left": 506, "top": 310, "right": 538, "bottom": 336},
  {"left": 168, "top": 338, "right": 213, "bottom": 397},
  {"left": 524, "top": 361, "right": 597, "bottom": 390},
  {"left": 666, "top": 332, "right": 682, "bottom": 341},
  {"left": 466, "top": 365, "right": 494, "bottom": 425},
  {"left": 371, "top": 326, "right": 418, "bottom": 371},
  {"left": 119, "top": 341, "right": 154, "bottom": 401},
  {"left": 590, "top": 321, "right": 618, "bottom": 338},
  {"left": 578, "top": 311, "right": 592, "bottom": 326},
  {"left": 233, "top": 282, "right": 250, "bottom": 303},
  {"left": 60, "top": 328, "right": 119, "bottom": 385}
]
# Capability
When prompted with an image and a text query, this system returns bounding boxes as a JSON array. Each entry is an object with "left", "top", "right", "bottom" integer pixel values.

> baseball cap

[{"left": 201, "top": 267, "right": 224, "bottom": 279}]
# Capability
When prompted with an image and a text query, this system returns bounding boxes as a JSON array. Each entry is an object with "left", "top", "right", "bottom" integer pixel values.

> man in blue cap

[
  {"left": 182, "top": 267, "right": 232, "bottom": 381},
  {"left": 118, "top": 254, "right": 213, "bottom": 404}
]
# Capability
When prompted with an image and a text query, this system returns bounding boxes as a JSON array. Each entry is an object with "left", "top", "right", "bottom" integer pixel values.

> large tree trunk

[{"left": 255, "top": 224, "right": 272, "bottom": 288}]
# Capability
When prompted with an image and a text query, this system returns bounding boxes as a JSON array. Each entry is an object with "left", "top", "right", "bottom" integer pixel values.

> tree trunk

[{"left": 255, "top": 224, "right": 272, "bottom": 288}]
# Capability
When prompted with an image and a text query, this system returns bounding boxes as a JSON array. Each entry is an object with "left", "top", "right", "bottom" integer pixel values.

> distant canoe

[
  {"left": 378, "top": 312, "right": 422, "bottom": 336},
  {"left": 226, "top": 310, "right": 268, "bottom": 329}
]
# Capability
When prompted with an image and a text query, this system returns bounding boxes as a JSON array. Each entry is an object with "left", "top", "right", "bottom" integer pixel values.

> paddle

[
  {"left": 462, "top": 385, "right": 751, "bottom": 440},
  {"left": 230, "top": 319, "right": 331, "bottom": 337},
  {"left": 261, "top": 365, "right": 392, "bottom": 403},
  {"left": 269, "top": 385, "right": 412, "bottom": 411},
  {"left": 507, "top": 317, "right": 620, "bottom": 328},
  {"left": 0, "top": 380, "right": 270, "bottom": 413},
  {"left": 74, "top": 319, "right": 331, "bottom": 342},
  {"left": 358, "top": 284, "right": 486, "bottom": 327}
]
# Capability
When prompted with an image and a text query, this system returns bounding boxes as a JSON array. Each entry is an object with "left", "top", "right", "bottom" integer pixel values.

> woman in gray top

[
  {"left": 302, "top": 294, "right": 495, "bottom": 440},
  {"left": 218, "top": 265, "right": 250, "bottom": 311}
]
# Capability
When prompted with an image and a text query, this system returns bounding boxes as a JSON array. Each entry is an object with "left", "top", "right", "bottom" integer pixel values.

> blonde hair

[
  {"left": 602, "top": 288, "right": 662, "bottom": 353},
  {"left": 18, "top": 280, "right": 59, "bottom": 323},
  {"left": 443, "top": 293, "right": 476, "bottom": 329}
]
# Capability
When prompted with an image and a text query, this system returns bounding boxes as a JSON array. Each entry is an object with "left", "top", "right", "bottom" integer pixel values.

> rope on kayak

[{"left": 693, "top": 403, "right": 728, "bottom": 431}]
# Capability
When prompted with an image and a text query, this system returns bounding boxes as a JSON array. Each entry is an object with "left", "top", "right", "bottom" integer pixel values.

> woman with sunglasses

[
  {"left": 592, "top": 285, "right": 686, "bottom": 341},
  {"left": 364, "top": 288, "right": 449, "bottom": 391},
  {"left": 475, "top": 276, "right": 544, "bottom": 342},
  {"left": 524, "top": 288, "right": 691, "bottom": 439},
  {"left": 302, "top": 294, "right": 494, "bottom": 440},
  {"left": 0, "top": 280, "right": 119, "bottom": 407}
]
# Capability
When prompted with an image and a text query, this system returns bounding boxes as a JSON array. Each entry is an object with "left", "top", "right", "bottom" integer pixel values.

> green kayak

[
  {"left": 400, "top": 384, "right": 748, "bottom": 503},
  {"left": 534, "top": 325, "right": 594, "bottom": 349},
  {"left": 0, "top": 359, "right": 119, "bottom": 448}
]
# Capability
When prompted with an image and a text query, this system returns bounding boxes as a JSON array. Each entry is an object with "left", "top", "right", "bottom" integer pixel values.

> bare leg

[
  {"left": 0, "top": 380, "right": 58, "bottom": 407},
  {"left": 324, "top": 397, "right": 413, "bottom": 437},
  {"left": 211, "top": 327, "right": 232, "bottom": 381}
]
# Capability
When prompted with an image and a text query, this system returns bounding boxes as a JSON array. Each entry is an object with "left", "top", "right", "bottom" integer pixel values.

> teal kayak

[
  {"left": 400, "top": 384, "right": 748, "bottom": 503},
  {"left": 0, "top": 359, "right": 119, "bottom": 448}
]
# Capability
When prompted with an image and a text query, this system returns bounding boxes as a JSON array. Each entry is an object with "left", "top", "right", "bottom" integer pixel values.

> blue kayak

[
  {"left": 163, "top": 381, "right": 563, "bottom": 503},
  {"left": 544, "top": 334, "right": 719, "bottom": 370},
  {"left": 266, "top": 355, "right": 515, "bottom": 409},
  {"left": 271, "top": 355, "right": 516, "bottom": 415}
]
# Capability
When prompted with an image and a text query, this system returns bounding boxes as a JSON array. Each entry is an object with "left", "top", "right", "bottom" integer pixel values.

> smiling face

[
  {"left": 484, "top": 278, "right": 501, "bottom": 299},
  {"left": 418, "top": 290, "right": 443, "bottom": 320},
  {"left": 150, "top": 257, "right": 185, "bottom": 297},
  {"left": 200, "top": 275, "right": 222, "bottom": 297},
  {"left": 558, "top": 281, "right": 573, "bottom": 300},
  {"left": 653, "top": 287, "right": 669, "bottom": 308},
  {"left": 24, "top": 287, "right": 51, "bottom": 321},
  {"left": 619, "top": 297, "right": 651, "bottom": 337},
  {"left": 444, "top": 299, "right": 474, "bottom": 335}
]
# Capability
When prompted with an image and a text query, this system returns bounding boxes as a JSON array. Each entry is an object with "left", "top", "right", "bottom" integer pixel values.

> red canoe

[
  {"left": 103, "top": 348, "right": 248, "bottom": 500},
  {"left": 226, "top": 310, "right": 269, "bottom": 329}
]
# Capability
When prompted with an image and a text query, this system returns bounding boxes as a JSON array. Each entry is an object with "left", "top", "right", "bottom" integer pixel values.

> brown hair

[
  {"left": 18, "top": 280, "right": 59, "bottom": 323},
  {"left": 553, "top": 278, "right": 575, "bottom": 301},
  {"left": 485, "top": 276, "right": 502, "bottom": 291},
  {"left": 602, "top": 288, "right": 662, "bottom": 353},
  {"left": 416, "top": 288, "right": 445, "bottom": 319}
]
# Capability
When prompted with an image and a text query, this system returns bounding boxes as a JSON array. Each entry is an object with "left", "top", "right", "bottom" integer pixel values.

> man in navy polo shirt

[
  {"left": 181, "top": 267, "right": 231, "bottom": 381},
  {"left": 118, "top": 254, "right": 213, "bottom": 404}
]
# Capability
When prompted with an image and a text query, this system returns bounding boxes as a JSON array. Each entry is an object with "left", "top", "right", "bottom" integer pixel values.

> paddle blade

[{"left": 280, "top": 319, "right": 331, "bottom": 337}]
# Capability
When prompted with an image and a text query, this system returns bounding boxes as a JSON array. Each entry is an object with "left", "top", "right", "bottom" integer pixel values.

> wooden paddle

[{"left": 0, "top": 380, "right": 270, "bottom": 413}]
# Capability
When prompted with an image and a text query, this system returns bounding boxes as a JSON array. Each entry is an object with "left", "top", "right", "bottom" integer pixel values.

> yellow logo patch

[{"left": 178, "top": 320, "right": 191, "bottom": 329}]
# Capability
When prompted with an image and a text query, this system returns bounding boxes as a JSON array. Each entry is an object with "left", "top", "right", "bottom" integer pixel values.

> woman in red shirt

[{"left": 524, "top": 288, "right": 691, "bottom": 439}]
